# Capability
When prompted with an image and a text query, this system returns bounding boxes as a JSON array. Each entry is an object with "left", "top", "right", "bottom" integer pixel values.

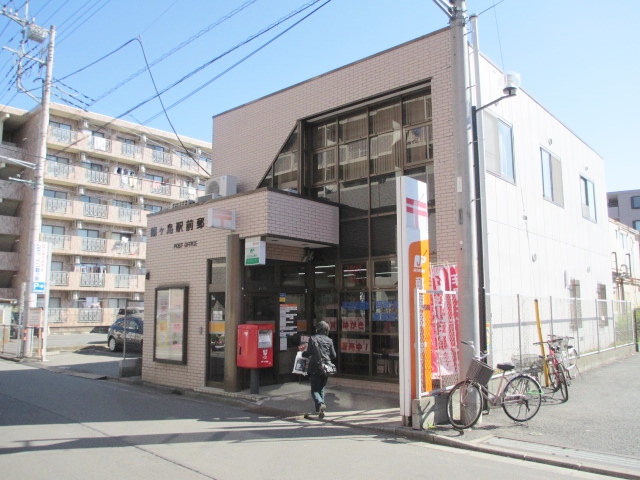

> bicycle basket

[
  {"left": 511, "top": 353, "right": 544, "bottom": 372},
  {"left": 466, "top": 359, "right": 494, "bottom": 387}
]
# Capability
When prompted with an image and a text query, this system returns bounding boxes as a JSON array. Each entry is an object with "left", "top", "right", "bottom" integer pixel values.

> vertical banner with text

[{"left": 397, "top": 176, "right": 430, "bottom": 420}]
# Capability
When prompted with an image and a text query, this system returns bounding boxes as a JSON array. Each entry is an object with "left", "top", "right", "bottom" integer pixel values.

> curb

[{"left": 3, "top": 354, "right": 637, "bottom": 479}]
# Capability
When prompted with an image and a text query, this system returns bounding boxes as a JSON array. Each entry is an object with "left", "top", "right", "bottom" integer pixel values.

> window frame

[
  {"left": 483, "top": 113, "right": 515, "bottom": 183},
  {"left": 153, "top": 286, "right": 188, "bottom": 364},
  {"left": 580, "top": 175, "right": 597, "bottom": 222},
  {"left": 631, "top": 196, "right": 640, "bottom": 209},
  {"left": 540, "top": 147, "right": 564, "bottom": 206}
]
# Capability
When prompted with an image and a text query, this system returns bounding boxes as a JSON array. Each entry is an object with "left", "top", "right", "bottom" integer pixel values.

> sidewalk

[{"left": 3, "top": 338, "right": 639, "bottom": 479}]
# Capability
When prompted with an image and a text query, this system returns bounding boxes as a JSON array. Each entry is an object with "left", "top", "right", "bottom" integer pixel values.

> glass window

[
  {"left": 314, "top": 263, "right": 336, "bottom": 288},
  {"left": 42, "top": 225, "right": 65, "bottom": 235},
  {"left": 370, "top": 174, "right": 396, "bottom": 214},
  {"left": 373, "top": 259, "right": 398, "bottom": 288},
  {"left": 44, "top": 189, "right": 67, "bottom": 199},
  {"left": 370, "top": 101, "right": 401, "bottom": 135},
  {"left": 341, "top": 291, "right": 369, "bottom": 333},
  {"left": 580, "top": 176, "right": 596, "bottom": 222},
  {"left": 314, "top": 292, "right": 338, "bottom": 332},
  {"left": 313, "top": 150, "right": 336, "bottom": 184},
  {"left": 339, "top": 111, "right": 367, "bottom": 143},
  {"left": 371, "top": 215, "right": 396, "bottom": 256},
  {"left": 372, "top": 290, "right": 398, "bottom": 333},
  {"left": 340, "top": 219, "right": 368, "bottom": 259},
  {"left": 484, "top": 113, "right": 515, "bottom": 183},
  {"left": 405, "top": 125, "right": 433, "bottom": 164},
  {"left": 541, "top": 148, "right": 564, "bottom": 205},
  {"left": 631, "top": 196, "right": 640, "bottom": 209},
  {"left": 633, "top": 220, "right": 640, "bottom": 230},
  {"left": 403, "top": 93, "right": 432, "bottom": 126},
  {"left": 273, "top": 152, "right": 298, "bottom": 192},
  {"left": 154, "top": 287, "right": 188, "bottom": 364},
  {"left": 144, "top": 204, "right": 162, "bottom": 213},
  {"left": 281, "top": 264, "right": 305, "bottom": 287},
  {"left": 46, "top": 154, "right": 70, "bottom": 164},
  {"left": 79, "top": 195, "right": 102, "bottom": 204},
  {"left": 312, "top": 121, "right": 337, "bottom": 149},
  {"left": 245, "top": 265, "right": 275, "bottom": 285},
  {"left": 339, "top": 178, "right": 368, "bottom": 218},
  {"left": 109, "top": 265, "right": 131, "bottom": 275},
  {"left": 342, "top": 261, "right": 367, "bottom": 288},
  {"left": 77, "top": 229, "right": 99, "bottom": 238},
  {"left": 82, "top": 161, "right": 103, "bottom": 172},
  {"left": 311, "top": 183, "right": 338, "bottom": 203},
  {"left": 113, "top": 199, "right": 132, "bottom": 209},
  {"left": 339, "top": 139, "right": 368, "bottom": 180}
]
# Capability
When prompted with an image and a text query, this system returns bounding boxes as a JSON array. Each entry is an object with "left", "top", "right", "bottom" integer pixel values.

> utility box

[{"left": 237, "top": 323, "right": 274, "bottom": 368}]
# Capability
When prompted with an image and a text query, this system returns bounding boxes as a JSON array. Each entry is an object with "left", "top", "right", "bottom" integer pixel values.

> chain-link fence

[{"left": 417, "top": 291, "right": 635, "bottom": 397}]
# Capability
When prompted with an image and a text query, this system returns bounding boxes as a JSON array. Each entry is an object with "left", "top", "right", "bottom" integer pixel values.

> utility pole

[
  {"left": 2, "top": 3, "right": 55, "bottom": 357},
  {"left": 433, "top": 0, "right": 479, "bottom": 374}
]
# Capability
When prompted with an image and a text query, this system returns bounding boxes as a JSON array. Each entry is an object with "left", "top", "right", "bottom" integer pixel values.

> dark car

[{"left": 107, "top": 316, "right": 143, "bottom": 352}]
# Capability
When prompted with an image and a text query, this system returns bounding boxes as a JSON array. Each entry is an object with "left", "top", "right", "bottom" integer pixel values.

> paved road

[
  {"left": 2, "top": 334, "right": 639, "bottom": 477},
  {"left": 0, "top": 358, "right": 613, "bottom": 480}
]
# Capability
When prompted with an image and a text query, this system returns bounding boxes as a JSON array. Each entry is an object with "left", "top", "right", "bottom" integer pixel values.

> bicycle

[
  {"left": 534, "top": 340, "right": 569, "bottom": 403},
  {"left": 548, "top": 335, "right": 580, "bottom": 380},
  {"left": 446, "top": 341, "right": 543, "bottom": 430}
]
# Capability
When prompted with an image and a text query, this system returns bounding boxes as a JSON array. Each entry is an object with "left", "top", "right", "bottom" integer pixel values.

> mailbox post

[{"left": 237, "top": 323, "right": 274, "bottom": 393}]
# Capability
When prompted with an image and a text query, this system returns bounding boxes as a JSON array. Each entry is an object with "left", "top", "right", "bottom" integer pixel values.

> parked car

[{"left": 107, "top": 316, "right": 143, "bottom": 352}]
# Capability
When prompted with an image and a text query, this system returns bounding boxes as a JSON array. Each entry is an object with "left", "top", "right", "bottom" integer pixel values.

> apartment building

[
  {"left": 0, "top": 103, "right": 211, "bottom": 332},
  {"left": 608, "top": 189, "right": 640, "bottom": 231}
]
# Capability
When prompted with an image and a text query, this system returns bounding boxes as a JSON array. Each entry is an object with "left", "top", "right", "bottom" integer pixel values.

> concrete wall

[{"left": 476, "top": 55, "right": 612, "bottom": 301}]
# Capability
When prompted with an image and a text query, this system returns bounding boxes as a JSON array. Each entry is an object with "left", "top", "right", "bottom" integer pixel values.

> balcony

[
  {"left": 41, "top": 233, "right": 146, "bottom": 259},
  {"left": 44, "top": 159, "right": 191, "bottom": 203},
  {"left": 48, "top": 271, "right": 145, "bottom": 293},
  {"left": 46, "top": 130, "right": 212, "bottom": 177},
  {"left": 42, "top": 198, "right": 148, "bottom": 228},
  {"left": 48, "top": 307, "right": 121, "bottom": 328}
]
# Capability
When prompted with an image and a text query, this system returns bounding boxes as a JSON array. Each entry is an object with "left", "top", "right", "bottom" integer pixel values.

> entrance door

[{"left": 208, "top": 292, "right": 226, "bottom": 382}]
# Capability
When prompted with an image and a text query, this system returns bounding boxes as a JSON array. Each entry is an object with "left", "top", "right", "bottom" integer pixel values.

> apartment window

[
  {"left": 608, "top": 196, "right": 618, "bottom": 208},
  {"left": 79, "top": 195, "right": 102, "bottom": 205},
  {"left": 113, "top": 199, "right": 132, "bottom": 209},
  {"left": 633, "top": 220, "right": 640, "bottom": 230},
  {"left": 484, "top": 113, "right": 515, "bottom": 182},
  {"left": 145, "top": 173, "right": 164, "bottom": 183},
  {"left": 109, "top": 265, "right": 130, "bottom": 275},
  {"left": 580, "top": 176, "right": 597, "bottom": 222},
  {"left": 144, "top": 204, "right": 162, "bottom": 213},
  {"left": 77, "top": 229, "right": 99, "bottom": 238},
  {"left": 46, "top": 154, "right": 70, "bottom": 164},
  {"left": 82, "top": 160, "right": 103, "bottom": 172},
  {"left": 44, "top": 189, "right": 67, "bottom": 199},
  {"left": 631, "top": 196, "right": 640, "bottom": 209},
  {"left": 42, "top": 225, "right": 65, "bottom": 235},
  {"left": 541, "top": 148, "right": 564, "bottom": 205}
]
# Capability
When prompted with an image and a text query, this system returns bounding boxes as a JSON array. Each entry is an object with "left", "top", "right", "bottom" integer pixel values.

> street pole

[
  {"left": 26, "top": 24, "right": 55, "bottom": 346},
  {"left": 450, "top": 0, "right": 480, "bottom": 374}
]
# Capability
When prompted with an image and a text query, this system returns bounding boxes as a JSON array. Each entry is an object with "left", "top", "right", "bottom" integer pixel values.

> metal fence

[{"left": 418, "top": 291, "right": 635, "bottom": 396}]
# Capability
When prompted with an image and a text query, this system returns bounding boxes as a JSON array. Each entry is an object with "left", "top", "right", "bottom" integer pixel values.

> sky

[{"left": 0, "top": 0, "right": 637, "bottom": 192}]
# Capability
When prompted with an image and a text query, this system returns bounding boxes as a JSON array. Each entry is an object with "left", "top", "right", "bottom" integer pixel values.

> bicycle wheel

[
  {"left": 447, "top": 380, "right": 483, "bottom": 429},
  {"left": 546, "top": 358, "right": 569, "bottom": 402},
  {"left": 565, "top": 347, "right": 579, "bottom": 379},
  {"left": 502, "top": 374, "right": 542, "bottom": 422}
]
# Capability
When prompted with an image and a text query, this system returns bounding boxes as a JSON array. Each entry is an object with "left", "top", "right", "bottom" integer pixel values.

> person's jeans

[{"left": 309, "top": 374, "right": 328, "bottom": 412}]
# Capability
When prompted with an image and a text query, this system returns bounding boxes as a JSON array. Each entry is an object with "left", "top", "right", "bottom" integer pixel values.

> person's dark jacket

[{"left": 303, "top": 334, "right": 336, "bottom": 376}]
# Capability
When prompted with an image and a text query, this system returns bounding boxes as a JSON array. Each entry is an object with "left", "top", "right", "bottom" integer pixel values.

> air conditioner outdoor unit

[{"left": 204, "top": 175, "right": 237, "bottom": 198}]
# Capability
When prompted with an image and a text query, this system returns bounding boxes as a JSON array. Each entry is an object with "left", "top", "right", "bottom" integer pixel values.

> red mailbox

[{"left": 237, "top": 323, "right": 274, "bottom": 368}]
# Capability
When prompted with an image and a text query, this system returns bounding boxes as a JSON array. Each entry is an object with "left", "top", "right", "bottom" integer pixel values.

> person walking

[{"left": 301, "top": 321, "right": 336, "bottom": 419}]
